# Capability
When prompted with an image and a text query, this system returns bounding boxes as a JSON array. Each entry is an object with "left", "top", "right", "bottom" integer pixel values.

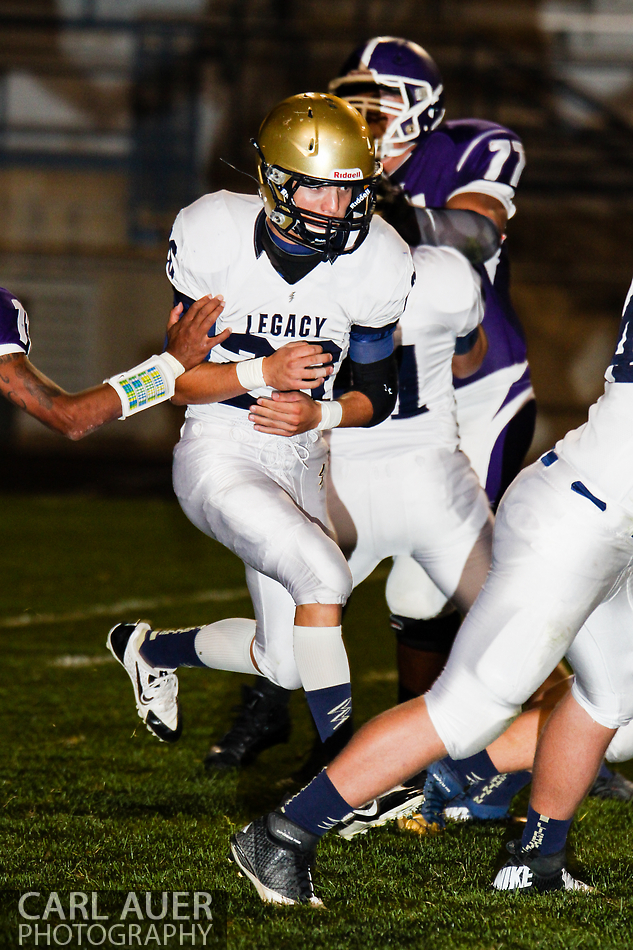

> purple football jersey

[
  {"left": 0, "top": 288, "right": 30, "bottom": 356},
  {"left": 391, "top": 118, "right": 530, "bottom": 391}
]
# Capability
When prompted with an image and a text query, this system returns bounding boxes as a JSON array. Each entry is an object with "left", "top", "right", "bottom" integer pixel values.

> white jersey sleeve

[{"left": 166, "top": 191, "right": 251, "bottom": 299}]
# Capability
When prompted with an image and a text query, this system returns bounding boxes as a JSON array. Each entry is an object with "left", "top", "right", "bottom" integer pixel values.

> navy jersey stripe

[
  {"left": 608, "top": 295, "right": 633, "bottom": 383},
  {"left": 391, "top": 344, "right": 427, "bottom": 419}
]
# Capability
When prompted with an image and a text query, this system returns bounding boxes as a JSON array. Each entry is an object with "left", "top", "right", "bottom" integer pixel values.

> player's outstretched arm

[
  {"left": 0, "top": 295, "right": 229, "bottom": 440},
  {"left": 171, "top": 340, "right": 333, "bottom": 406},
  {"left": 0, "top": 354, "right": 123, "bottom": 440}
]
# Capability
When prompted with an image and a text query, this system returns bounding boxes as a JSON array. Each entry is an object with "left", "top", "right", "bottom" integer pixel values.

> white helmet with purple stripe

[{"left": 328, "top": 36, "right": 444, "bottom": 159}]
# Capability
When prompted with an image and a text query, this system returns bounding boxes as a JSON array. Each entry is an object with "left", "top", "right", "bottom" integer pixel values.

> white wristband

[
  {"left": 105, "top": 353, "right": 179, "bottom": 419},
  {"left": 316, "top": 399, "right": 343, "bottom": 430},
  {"left": 236, "top": 356, "right": 267, "bottom": 392},
  {"left": 161, "top": 351, "right": 186, "bottom": 378}
]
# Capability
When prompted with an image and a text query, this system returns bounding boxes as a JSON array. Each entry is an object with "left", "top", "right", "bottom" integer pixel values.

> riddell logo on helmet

[{"left": 330, "top": 168, "right": 363, "bottom": 180}]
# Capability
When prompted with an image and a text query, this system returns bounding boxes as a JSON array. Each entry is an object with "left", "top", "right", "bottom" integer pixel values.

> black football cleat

[
  {"left": 204, "top": 678, "right": 291, "bottom": 770},
  {"left": 589, "top": 769, "right": 633, "bottom": 801},
  {"left": 230, "top": 812, "right": 323, "bottom": 905},
  {"left": 492, "top": 840, "right": 592, "bottom": 893}
]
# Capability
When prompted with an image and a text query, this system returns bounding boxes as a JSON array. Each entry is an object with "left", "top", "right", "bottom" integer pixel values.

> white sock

[
  {"left": 194, "top": 618, "right": 258, "bottom": 674},
  {"left": 293, "top": 625, "right": 350, "bottom": 691}
]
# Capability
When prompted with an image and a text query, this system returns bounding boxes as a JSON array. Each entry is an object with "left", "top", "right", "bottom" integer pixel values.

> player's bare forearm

[
  {"left": 452, "top": 326, "right": 488, "bottom": 378},
  {"left": 249, "top": 389, "right": 373, "bottom": 436},
  {"left": 0, "top": 354, "right": 122, "bottom": 439},
  {"left": 446, "top": 192, "right": 508, "bottom": 234},
  {"left": 335, "top": 390, "right": 373, "bottom": 427},
  {"left": 172, "top": 341, "right": 333, "bottom": 406}
]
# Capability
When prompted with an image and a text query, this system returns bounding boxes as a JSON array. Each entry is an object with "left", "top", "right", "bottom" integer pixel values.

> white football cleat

[{"left": 107, "top": 622, "right": 182, "bottom": 742}]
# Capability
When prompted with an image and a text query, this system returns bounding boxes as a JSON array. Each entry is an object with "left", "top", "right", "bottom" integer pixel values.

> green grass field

[{"left": 1, "top": 495, "right": 633, "bottom": 949}]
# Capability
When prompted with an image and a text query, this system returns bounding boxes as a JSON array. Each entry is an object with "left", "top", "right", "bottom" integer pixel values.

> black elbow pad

[{"left": 350, "top": 353, "right": 399, "bottom": 427}]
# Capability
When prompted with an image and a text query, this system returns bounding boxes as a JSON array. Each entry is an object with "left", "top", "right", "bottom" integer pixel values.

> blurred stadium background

[{"left": 0, "top": 0, "right": 633, "bottom": 491}]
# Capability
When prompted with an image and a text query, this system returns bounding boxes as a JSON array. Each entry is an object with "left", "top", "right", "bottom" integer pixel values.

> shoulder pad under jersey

[{"left": 167, "top": 191, "right": 262, "bottom": 294}]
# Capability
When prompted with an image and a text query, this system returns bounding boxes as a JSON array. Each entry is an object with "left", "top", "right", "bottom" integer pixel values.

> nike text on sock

[{"left": 468, "top": 770, "right": 531, "bottom": 807}]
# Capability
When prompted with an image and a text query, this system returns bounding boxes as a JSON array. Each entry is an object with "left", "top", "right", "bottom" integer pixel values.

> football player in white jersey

[
  {"left": 201, "top": 36, "right": 535, "bottom": 781},
  {"left": 229, "top": 275, "right": 633, "bottom": 902},
  {"left": 107, "top": 93, "right": 414, "bottom": 747}
]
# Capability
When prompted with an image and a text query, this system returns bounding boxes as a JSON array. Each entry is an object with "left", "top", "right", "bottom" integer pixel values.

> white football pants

[
  {"left": 426, "top": 453, "right": 633, "bottom": 759},
  {"left": 329, "top": 443, "right": 494, "bottom": 614},
  {"left": 173, "top": 415, "right": 352, "bottom": 689},
  {"left": 386, "top": 365, "right": 533, "bottom": 619}
]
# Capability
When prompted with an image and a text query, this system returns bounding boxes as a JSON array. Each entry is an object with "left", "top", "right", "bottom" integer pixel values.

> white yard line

[
  {"left": 0, "top": 586, "right": 249, "bottom": 629},
  {"left": 51, "top": 654, "right": 116, "bottom": 668},
  {"left": 361, "top": 670, "right": 398, "bottom": 683},
  {"left": 0, "top": 563, "right": 391, "bottom": 631}
]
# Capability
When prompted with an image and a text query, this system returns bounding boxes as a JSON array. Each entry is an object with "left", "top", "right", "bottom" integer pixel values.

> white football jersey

[
  {"left": 167, "top": 190, "right": 414, "bottom": 422},
  {"left": 557, "top": 276, "right": 633, "bottom": 511},
  {"left": 330, "top": 244, "right": 483, "bottom": 459}
]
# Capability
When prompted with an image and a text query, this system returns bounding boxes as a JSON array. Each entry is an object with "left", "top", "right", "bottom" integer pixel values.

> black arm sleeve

[
  {"left": 374, "top": 176, "right": 501, "bottom": 263},
  {"left": 349, "top": 353, "right": 399, "bottom": 427},
  {"left": 413, "top": 208, "right": 501, "bottom": 264}
]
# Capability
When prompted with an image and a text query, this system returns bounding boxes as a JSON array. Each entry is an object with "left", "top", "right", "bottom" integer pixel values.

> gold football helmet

[{"left": 253, "top": 92, "right": 381, "bottom": 260}]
